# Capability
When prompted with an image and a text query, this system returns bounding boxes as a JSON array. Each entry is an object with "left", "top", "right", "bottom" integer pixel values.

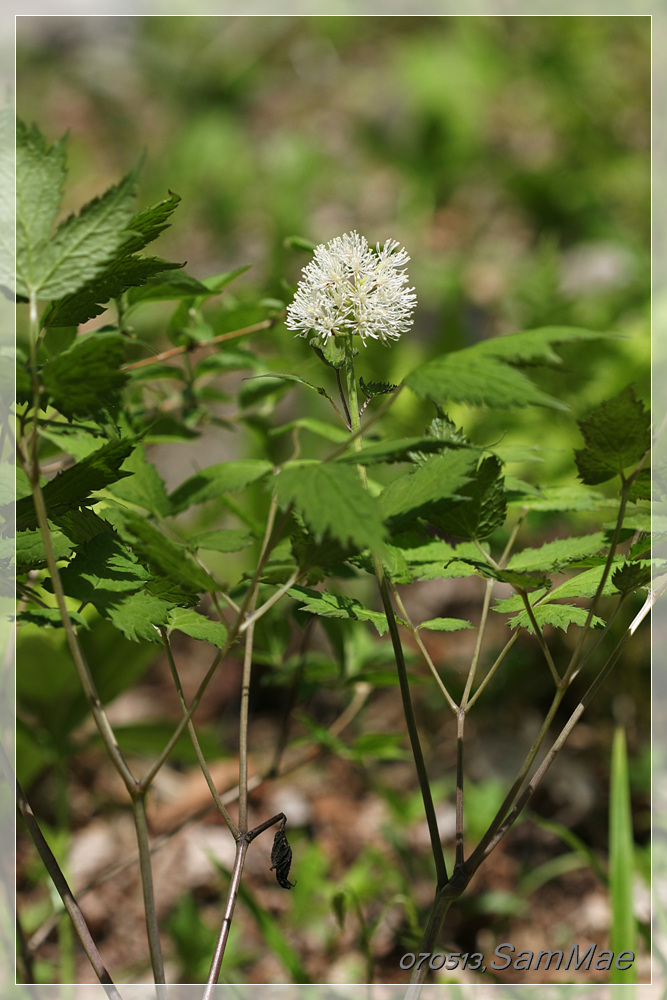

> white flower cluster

[{"left": 285, "top": 231, "right": 417, "bottom": 347}]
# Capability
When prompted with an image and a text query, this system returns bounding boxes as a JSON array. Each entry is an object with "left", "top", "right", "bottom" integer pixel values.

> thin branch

[
  {"left": 474, "top": 630, "right": 632, "bottom": 866},
  {"left": 455, "top": 709, "right": 465, "bottom": 869},
  {"left": 123, "top": 319, "right": 276, "bottom": 371},
  {"left": 160, "top": 629, "right": 239, "bottom": 839},
  {"left": 239, "top": 568, "right": 303, "bottom": 633},
  {"left": 3, "top": 743, "right": 123, "bottom": 1000},
  {"left": 461, "top": 577, "right": 494, "bottom": 708},
  {"left": 376, "top": 571, "right": 448, "bottom": 885},
  {"left": 466, "top": 631, "right": 520, "bottom": 709},
  {"left": 389, "top": 584, "right": 458, "bottom": 713},
  {"left": 138, "top": 501, "right": 291, "bottom": 791},
  {"left": 342, "top": 338, "right": 447, "bottom": 887},
  {"left": 563, "top": 481, "right": 631, "bottom": 682},
  {"left": 26, "top": 680, "right": 373, "bottom": 956},
  {"left": 335, "top": 367, "right": 352, "bottom": 429},
  {"left": 203, "top": 839, "right": 249, "bottom": 998},
  {"left": 518, "top": 589, "right": 560, "bottom": 685},
  {"left": 131, "top": 795, "right": 166, "bottom": 993}
]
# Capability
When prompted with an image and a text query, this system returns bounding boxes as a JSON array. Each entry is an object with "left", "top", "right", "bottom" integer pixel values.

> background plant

[{"left": 11, "top": 14, "right": 651, "bottom": 989}]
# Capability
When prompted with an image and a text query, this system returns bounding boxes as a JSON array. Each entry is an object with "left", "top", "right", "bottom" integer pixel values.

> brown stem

[{"left": 4, "top": 742, "right": 123, "bottom": 1000}]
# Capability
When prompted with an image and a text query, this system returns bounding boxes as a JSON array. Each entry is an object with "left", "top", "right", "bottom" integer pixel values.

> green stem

[
  {"left": 405, "top": 873, "right": 468, "bottom": 997},
  {"left": 461, "top": 577, "right": 494, "bottom": 709},
  {"left": 160, "top": 630, "right": 239, "bottom": 839},
  {"left": 204, "top": 839, "right": 249, "bottom": 997},
  {"left": 131, "top": 794, "right": 166, "bottom": 994},
  {"left": 389, "top": 584, "right": 458, "bottom": 713},
  {"left": 344, "top": 337, "right": 447, "bottom": 887}
]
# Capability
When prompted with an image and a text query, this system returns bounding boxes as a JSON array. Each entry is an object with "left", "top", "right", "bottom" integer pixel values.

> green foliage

[
  {"left": 274, "top": 462, "right": 387, "bottom": 552},
  {"left": 169, "top": 460, "right": 273, "bottom": 513},
  {"left": 288, "top": 585, "right": 390, "bottom": 636},
  {"left": 16, "top": 122, "right": 141, "bottom": 301},
  {"left": 40, "top": 332, "right": 129, "bottom": 417},
  {"left": 14, "top": 440, "right": 135, "bottom": 531},
  {"left": 574, "top": 385, "right": 650, "bottom": 485},
  {"left": 379, "top": 450, "right": 476, "bottom": 523},
  {"left": 404, "top": 328, "right": 606, "bottom": 410},
  {"left": 12, "top": 105, "right": 650, "bottom": 990}
]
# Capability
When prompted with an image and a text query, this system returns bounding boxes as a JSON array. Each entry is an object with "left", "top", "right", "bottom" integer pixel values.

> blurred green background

[
  {"left": 16, "top": 15, "right": 650, "bottom": 463},
  {"left": 15, "top": 15, "right": 652, "bottom": 986}
]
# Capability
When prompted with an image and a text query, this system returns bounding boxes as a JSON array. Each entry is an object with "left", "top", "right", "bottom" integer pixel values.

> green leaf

[
  {"left": 40, "top": 332, "right": 128, "bottom": 417},
  {"left": 405, "top": 327, "right": 605, "bottom": 410},
  {"left": 517, "top": 484, "right": 606, "bottom": 512},
  {"left": 548, "top": 564, "right": 622, "bottom": 600},
  {"left": 14, "top": 439, "right": 135, "bottom": 531},
  {"left": 169, "top": 460, "right": 273, "bottom": 514},
  {"left": 472, "top": 326, "right": 607, "bottom": 363},
  {"left": 167, "top": 608, "right": 228, "bottom": 648},
  {"left": 475, "top": 563, "right": 552, "bottom": 591},
  {"left": 400, "top": 538, "right": 482, "bottom": 581},
  {"left": 417, "top": 617, "right": 474, "bottom": 631},
  {"left": 406, "top": 351, "right": 565, "bottom": 409},
  {"left": 44, "top": 256, "right": 182, "bottom": 328},
  {"left": 119, "top": 190, "right": 182, "bottom": 255},
  {"left": 359, "top": 376, "right": 399, "bottom": 399},
  {"left": 275, "top": 462, "right": 387, "bottom": 553},
  {"left": 269, "top": 417, "right": 349, "bottom": 444},
  {"left": 126, "top": 268, "right": 213, "bottom": 304},
  {"left": 337, "top": 436, "right": 463, "bottom": 466},
  {"left": 58, "top": 531, "right": 151, "bottom": 605},
  {"left": 506, "top": 603, "right": 605, "bottom": 632},
  {"left": 626, "top": 468, "right": 651, "bottom": 503},
  {"left": 310, "top": 338, "right": 347, "bottom": 370},
  {"left": 17, "top": 607, "right": 90, "bottom": 631},
  {"left": 189, "top": 529, "right": 255, "bottom": 554},
  {"left": 51, "top": 508, "right": 112, "bottom": 544},
  {"left": 106, "top": 591, "right": 174, "bottom": 643},
  {"left": 507, "top": 533, "right": 607, "bottom": 573},
  {"left": 106, "top": 445, "right": 171, "bottom": 517},
  {"left": 18, "top": 149, "right": 140, "bottom": 299},
  {"left": 15, "top": 120, "right": 68, "bottom": 295},
  {"left": 379, "top": 450, "right": 476, "bottom": 521},
  {"left": 288, "top": 585, "right": 389, "bottom": 635},
  {"left": 612, "top": 560, "right": 652, "bottom": 595},
  {"left": 574, "top": 385, "right": 650, "bottom": 485},
  {"left": 246, "top": 372, "right": 337, "bottom": 407},
  {"left": 15, "top": 527, "right": 73, "bottom": 572},
  {"left": 427, "top": 455, "right": 506, "bottom": 540},
  {"left": 110, "top": 509, "right": 218, "bottom": 593}
]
